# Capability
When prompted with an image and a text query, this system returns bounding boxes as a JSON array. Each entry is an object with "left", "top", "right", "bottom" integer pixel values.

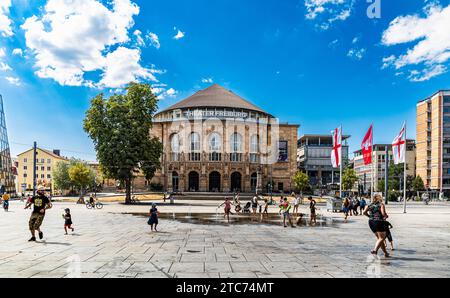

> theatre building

[{"left": 146, "top": 84, "right": 299, "bottom": 193}]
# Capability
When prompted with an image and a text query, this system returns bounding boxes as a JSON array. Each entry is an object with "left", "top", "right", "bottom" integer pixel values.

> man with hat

[{"left": 25, "top": 187, "right": 52, "bottom": 242}]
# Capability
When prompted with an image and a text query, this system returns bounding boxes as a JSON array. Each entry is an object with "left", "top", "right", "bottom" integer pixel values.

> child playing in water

[
  {"left": 385, "top": 221, "right": 395, "bottom": 251},
  {"left": 219, "top": 198, "right": 234, "bottom": 223},
  {"left": 308, "top": 197, "right": 317, "bottom": 225},
  {"left": 62, "top": 208, "right": 74, "bottom": 235},
  {"left": 148, "top": 203, "right": 160, "bottom": 232},
  {"left": 279, "top": 197, "right": 294, "bottom": 228}
]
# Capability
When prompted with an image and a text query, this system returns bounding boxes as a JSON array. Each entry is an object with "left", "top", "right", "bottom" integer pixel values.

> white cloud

[
  {"left": 152, "top": 86, "right": 177, "bottom": 99},
  {"left": 99, "top": 47, "right": 159, "bottom": 88},
  {"left": 12, "top": 48, "right": 23, "bottom": 56},
  {"left": 0, "top": 47, "right": 5, "bottom": 57},
  {"left": 201, "top": 78, "right": 213, "bottom": 84},
  {"left": 408, "top": 64, "right": 447, "bottom": 82},
  {"left": 21, "top": 0, "right": 161, "bottom": 88},
  {"left": 5, "top": 76, "right": 21, "bottom": 86},
  {"left": 305, "top": 0, "right": 353, "bottom": 29},
  {"left": 173, "top": 28, "right": 185, "bottom": 40},
  {"left": 133, "top": 30, "right": 145, "bottom": 47},
  {"left": 381, "top": 3, "right": 450, "bottom": 81},
  {"left": 347, "top": 48, "right": 366, "bottom": 60},
  {"left": 147, "top": 32, "right": 160, "bottom": 49},
  {"left": 0, "top": 0, "right": 13, "bottom": 37},
  {"left": 0, "top": 62, "right": 12, "bottom": 71}
]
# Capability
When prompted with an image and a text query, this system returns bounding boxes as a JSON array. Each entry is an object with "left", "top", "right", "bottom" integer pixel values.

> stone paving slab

[{"left": 1, "top": 201, "right": 450, "bottom": 278}]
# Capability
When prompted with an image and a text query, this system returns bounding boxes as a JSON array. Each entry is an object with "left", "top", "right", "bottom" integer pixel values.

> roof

[
  {"left": 417, "top": 89, "right": 450, "bottom": 104},
  {"left": 17, "top": 147, "right": 68, "bottom": 160},
  {"left": 158, "top": 84, "right": 269, "bottom": 115}
]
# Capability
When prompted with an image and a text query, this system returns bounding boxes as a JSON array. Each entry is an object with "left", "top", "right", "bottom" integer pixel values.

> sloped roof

[{"left": 159, "top": 84, "right": 268, "bottom": 114}]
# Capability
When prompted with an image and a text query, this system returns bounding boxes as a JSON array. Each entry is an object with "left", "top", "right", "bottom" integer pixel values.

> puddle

[{"left": 123, "top": 212, "right": 339, "bottom": 227}]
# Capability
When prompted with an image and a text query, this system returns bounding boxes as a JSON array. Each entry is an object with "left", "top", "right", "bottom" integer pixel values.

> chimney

[{"left": 53, "top": 149, "right": 61, "bottom": 156}]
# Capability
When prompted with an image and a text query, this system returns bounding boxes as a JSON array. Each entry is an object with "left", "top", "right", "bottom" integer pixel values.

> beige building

[
  {"left": 416, "top": 90, "right": 450, "bottom": 194},
  {"left": 353, "top": 141, "right": 416, "bottom": 193},
  {"left": 142, "top": 84, "right": 299, "bottom": 193},
  {"left": 16, "top": 148, "right": 68, "bottom": 195}
]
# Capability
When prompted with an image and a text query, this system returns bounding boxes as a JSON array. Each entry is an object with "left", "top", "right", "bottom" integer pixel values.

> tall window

[
  {"left": 209, "top": 133, "right": 222, "bottom": 161},
  {"left": 250, "top": 135, "right": 259, "bottom": 163},
  {"left": 189, "top": 133, "right": 201, "bottom": 161},
  {"left": 230, "top": 133, "right": 242, "bottom": 162},
  {"left": 278, "top": 141, "right": 288, "bottom": 162},
  {"left": 170, "top": 134, "right": 180, "bottom": 161}
]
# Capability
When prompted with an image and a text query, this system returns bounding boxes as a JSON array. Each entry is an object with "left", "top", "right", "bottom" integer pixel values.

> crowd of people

[{"left": 0, "top": 187, "right": 396, "bottom": 257}]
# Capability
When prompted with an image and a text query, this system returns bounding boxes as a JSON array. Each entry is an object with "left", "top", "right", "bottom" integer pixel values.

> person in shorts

[
  {"left": 63, "top": 208, "right": 75, "bottom": 235},
  {"left": 279, "top": 197, "right": 294, "bottom": 228},
  {"left": 25, "top": 189, "right": 52, "bottom": 242},
  {"left": 308, "top": 196, "right": 317, "bottom": 225},
  {"left": 363, "top": 194, "right": 390, "bottom": 258}
]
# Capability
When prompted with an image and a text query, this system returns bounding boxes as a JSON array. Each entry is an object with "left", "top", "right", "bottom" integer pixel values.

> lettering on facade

[{"left": 183, "top": 110, "right": 249, "bottom": 119}]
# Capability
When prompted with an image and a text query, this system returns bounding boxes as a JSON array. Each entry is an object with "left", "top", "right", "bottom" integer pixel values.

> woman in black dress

[
  {"left": 148, "top": 203, "right": 160, "bottom": 232},
  {"left": 363, "top": 194, "right": 390, "bottom": 257}
]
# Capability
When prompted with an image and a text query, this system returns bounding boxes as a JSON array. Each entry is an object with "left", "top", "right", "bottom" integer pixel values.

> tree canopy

[
  {"left": 342, "top": 168, "right": 358, "bottom": 191},
  {"left": 292, "top": 171, "right": 310, "bottom": 194},
  {"left": 83, "top": 83, "right": 163, "bottom": 203}
]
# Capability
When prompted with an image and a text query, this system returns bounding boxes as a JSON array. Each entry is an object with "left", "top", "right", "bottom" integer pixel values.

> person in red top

[{"left": 219, "top": 198, "right": 234, "bottom": 223}]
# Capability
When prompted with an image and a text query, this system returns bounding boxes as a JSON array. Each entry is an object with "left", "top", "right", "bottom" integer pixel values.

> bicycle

[{"left": 86, "top": 201, "right": 103, "bottom": 209}]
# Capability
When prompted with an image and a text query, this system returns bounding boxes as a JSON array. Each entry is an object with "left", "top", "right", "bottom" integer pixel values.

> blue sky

[{"left": 1, "top": 0, "right": 450, "bottom": 161}]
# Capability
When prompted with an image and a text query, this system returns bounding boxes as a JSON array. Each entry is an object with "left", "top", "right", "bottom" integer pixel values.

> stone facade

[{"left": 137, "top": 84, "right": 299, "bottom": 194}]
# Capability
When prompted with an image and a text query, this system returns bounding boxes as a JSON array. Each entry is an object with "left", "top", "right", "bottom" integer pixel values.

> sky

[{"left": 1, "top": 0, "right": 450, "bottom": 161}]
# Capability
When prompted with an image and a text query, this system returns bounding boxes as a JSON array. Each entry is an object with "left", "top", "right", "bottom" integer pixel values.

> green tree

[
  {"left": 342, "top": 168, "right": 358, "bottom": 191},
  {"left": 68, "top": 160, "right": 95, "bottom": 200},
  {"left": 52, "top": 161, "right": 71, "bottom": 193},
  {"left": 292, "top": 171, "right": 310, "bottom": 195},
  {"left": 412, "top": 176, "right": 425, "bottom": 192},
  {"left": 83, "top": 83, "right": 163, "bottom": 204}
]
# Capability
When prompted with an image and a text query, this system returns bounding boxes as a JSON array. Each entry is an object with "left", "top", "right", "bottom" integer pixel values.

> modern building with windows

[
  {"left": 143, "top": 84, "right": 299, "bottom": 193},
  {"left": 416, "top": 90, "right": 450, "bottom": 194},
  {"left": 297, "top": 134, "right": 350, "bottom": 187},
  {"left": 0, "top": 95, "right": 15, "bottom": 195},
  {"left": 353, "top": 141, "right": 416, "bottom": 193}
]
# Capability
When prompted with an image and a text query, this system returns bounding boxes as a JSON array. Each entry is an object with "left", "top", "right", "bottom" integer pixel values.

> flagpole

[
  {"left": 340, "top": 125, "right": 343, "bottom": 198},
  {"left": 404, "top": 121, "right": 407, "bottom": 214}
]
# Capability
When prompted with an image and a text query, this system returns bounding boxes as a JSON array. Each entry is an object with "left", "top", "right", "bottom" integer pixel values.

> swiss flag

[
  {"left": 361, "top": 125, "right": 373, "bottom": 165},
  {"left": 331, "top": 127, "right": 342, "bottom": 168}
]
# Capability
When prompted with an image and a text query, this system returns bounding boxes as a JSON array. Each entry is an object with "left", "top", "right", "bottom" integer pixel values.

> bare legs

[{"left": 372, "top": 232, "right": 389, "bottom": 257}]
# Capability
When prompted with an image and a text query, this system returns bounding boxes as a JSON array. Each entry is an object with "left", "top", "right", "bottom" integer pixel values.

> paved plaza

[{"left": 0, "top": 199, "right": 450, "bottom": 278}]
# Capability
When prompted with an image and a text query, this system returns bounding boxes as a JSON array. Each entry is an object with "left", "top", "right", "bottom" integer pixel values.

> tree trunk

[{"left": 125, "top": 178, "right": 132, "bottom": 204}]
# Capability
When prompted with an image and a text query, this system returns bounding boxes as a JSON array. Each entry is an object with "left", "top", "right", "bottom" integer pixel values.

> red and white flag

[
  {"left": 331, "top": 127, "right": 342, "bottom": 168},
  {"left": 361, "top": 125, "right": 373, "bottom": 165},
  {"left": 392, "top": 123, "right": 406, "bottom": 165}
]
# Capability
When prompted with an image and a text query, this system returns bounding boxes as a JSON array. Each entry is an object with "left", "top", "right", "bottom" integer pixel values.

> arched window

[
  {"left": 230, "top": 132, "right": 242, "bottom": 152},
  {"left": 171, "top": 134, "right": 180, "bottom": 152},
  {"left": 230, "top": 133, "right": 242, "bottom": 162},
  {"left": 208, "top": 133, "right": 222, "bottom": 152},
  {"left": 250, "top": 134, "right": 259, "bottom": 163},
  {"left": 190, "top": 133, "right": 200, "bottom": 152},
  {"left": 170, "top": 134, "right": 180, "bottom": 161},
  {"left": 208, "top": 133, "right": 222, "bottom": 161},
  {"left": 189, "top": 133, "right": 201, "bottom": 161}
]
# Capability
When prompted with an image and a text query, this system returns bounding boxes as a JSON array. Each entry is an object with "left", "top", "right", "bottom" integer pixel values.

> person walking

[
  {"left": 359, "top": 197, "right": 367, "bottom": 215},
  {"left": 25, "top": 189, "right": 52, "bottom": 242},
  {"left": 308, "top": 196, "right": 317, "bottom": 225},
  {"left": 363, "top": 194, "right": 390, "bottom": 258},
  {"left": 147, "top": 203, "right": 160, "bottom": 232},
  {"left": 293, "top": 194, "right": 301, "bottom": 215},
  {"left": 342, "top": 197, "right": 350, "bottom": 223},
  {"left": 2, "top": 192, "right": 10, "bottom": 212},
  {"left": 62, "top": 208, "right": 75, "bottom": 235}
]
